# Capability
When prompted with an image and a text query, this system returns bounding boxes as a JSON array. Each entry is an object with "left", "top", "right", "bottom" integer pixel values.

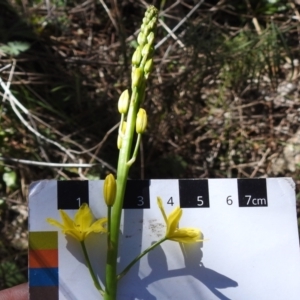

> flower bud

[
  {"left": 103, "top": 174, "right": 116, "bottom": 207},
  {"left": 145, "top": 6, "right": 157, "bottom": 20},
  {"left": 144, "top": 58, "right": 153, "bottom": 74},
  {"left": 132, "top": 68, "right": 143, "bottom": 87},
  {"left": 137, "top": 32, "right": 147, "bottom": 46},
  {"left": 147, "top": 32, "right": 155, "bottom": 46},
  {"left": 118, "top": 89, "right": 130, "bottom": 114},
  {"left": 117, "top": 121, "right": 126, "bottom": 149},
  {"left": 117, "top": 134, "right": 122, "bottom": 149},
  {"left": 132, "top": 46, "right": 142, "bottom": 66},
  {"left": 136, "top": 108, "right": 147, "bottom": 134},
  {"left": 148, "top": 19, "right": 156, "bottom": 30},
  {"left": 141, "top": 44, "right": 153, "bottom": 58}
]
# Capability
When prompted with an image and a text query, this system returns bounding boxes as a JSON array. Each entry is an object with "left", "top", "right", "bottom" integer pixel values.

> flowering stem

[
  {"left": 80, "top": 241, "right": 104, "bottom": 296},
  {"left": 104, "top": 91, "right": 139, "bottom": 300},
  {"left": 104, "top": 6, "right": 158, "bottom": 300},
  {"left": 117, "top": 237, "right": 167, "bottom": 281}
]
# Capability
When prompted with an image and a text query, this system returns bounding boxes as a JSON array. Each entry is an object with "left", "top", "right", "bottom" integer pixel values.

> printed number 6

[
  {"left": 137, "top": 196, "right": 144, "bottom": 206},
  {"left": 197, "top": 196, "right": 204, "bottom": 206},
  {"left": 226, "top": 196, "right": 233, "bottom": 205}
]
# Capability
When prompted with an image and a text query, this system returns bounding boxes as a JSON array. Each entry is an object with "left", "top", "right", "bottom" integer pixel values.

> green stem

[
  {"left": 104, "top": 7, "right": 158, "bottom": 298},
  {"left": 80, "top": 241, "right": 104, "bottom": 296},
  {"left": 107, "top": 206, "right": 111, "bottom": 251},
  {"left": 104, "top": 87, "right": 142, "bottom": 300},
  {"left": 127, "top": 134, "right": 141, "bottom": 167},
  {"left": 117, "top": 237, "right": 167, "bottom": 281}
]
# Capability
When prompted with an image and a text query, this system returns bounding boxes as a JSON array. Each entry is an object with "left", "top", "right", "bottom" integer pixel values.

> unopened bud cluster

[
  {"left": 117, "top": 6, "right": 157, "bottom": 150},
  {"left": 132, "top": 5, "right": 158, "bottom": 84}
]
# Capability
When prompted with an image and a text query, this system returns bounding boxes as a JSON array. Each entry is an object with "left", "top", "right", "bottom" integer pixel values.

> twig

[
  {"left": 98, "top": 0, "right": 119, "bottom": 31},
  {"left": 86, "top": 122, "right": 119, "bottom": 167},
  {"left": 0, "top": 156, "right": 98, "bottom": 168},
  {"left": 250, "top": 148, "right": 271, "bottom": 178},
  {"left": 158, "top": 19, "right": 185, "bottom": 48},
  {"left": 0, "top": 75, "right": 75, "bottom": 159},
  {"left": 155, "top": 0, "right": 204, "bottom": 49}
]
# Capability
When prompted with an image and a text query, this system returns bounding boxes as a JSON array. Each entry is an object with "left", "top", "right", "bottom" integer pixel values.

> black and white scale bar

[
  {"left": 238, "top": 178, "right": 268, "bottom": 207},
  {"left": 57, "top": 179, "right": 268, "bottom": 210}
]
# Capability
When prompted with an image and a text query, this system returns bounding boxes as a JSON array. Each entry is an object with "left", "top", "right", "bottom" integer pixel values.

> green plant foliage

[
  {"left": 2, "top": 170, "right": 17, "bottom": 189},
  {"left": 0, "top": 41, "right": 30, "bottom": 56},
  {"left": 0, "top": 261, "right": 26, "bottom": 288}
]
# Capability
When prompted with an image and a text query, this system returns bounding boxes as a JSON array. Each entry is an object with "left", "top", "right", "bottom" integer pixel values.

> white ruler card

[{"left": 28, "top": 178, "right": 300, "bottom": 300}]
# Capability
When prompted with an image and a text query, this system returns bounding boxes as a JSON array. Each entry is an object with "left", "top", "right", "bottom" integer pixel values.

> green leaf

[
  {"left": 0, "top": 261, "right": 26, "bottom": 288},
  {"left": 0, "top": 41, "right": 30, "bottom": 56},
  {"left": 3, "top": 171, "right": 17, "bottom": 188}
]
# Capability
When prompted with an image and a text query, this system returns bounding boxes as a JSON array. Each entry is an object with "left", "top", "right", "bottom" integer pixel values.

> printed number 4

[{"left": 167, "top": 197, "right": 174, "bottom": 206}]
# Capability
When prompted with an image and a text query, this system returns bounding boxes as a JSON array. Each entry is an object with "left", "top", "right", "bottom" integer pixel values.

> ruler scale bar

[{"left": 28, "top": 178, "right": 300, "bottom": 300}]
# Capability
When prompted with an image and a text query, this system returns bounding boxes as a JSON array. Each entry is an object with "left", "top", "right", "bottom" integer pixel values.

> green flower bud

[
  {"left": 132, "top": 68, "right": 143, "bottom": 87},
  {"left": 117, "top": 135, "right": 122, "bottom": 149},
  {"left": 144, "top": 58, "right": 153, "bottom": 74},
  {"left": 118, "top": 89, "right": 130, "bottom": 114},
  {"left": 145, "top": 6, "right": 158, "bottom": 20},
  {"left": 136, "top": 108, "right": 147, "bottom": 134},
  {"left": 103, "top": 174, "right": 116, "bottom": 207},
  {"left": 117, "top": 121, "right": 126, "bottom": 149},
  {"left": 132, "top": 46, "right": 142, "bottom": 66},
  {"left": 148, "top": 19, "right": 156, "bottom": 30},
  {"left": 137, "top": 32, "right": 147, "bottom": 46},
  {"left": 147, "top": 32, "right": 155, "bottom": 46},
  {"left": 142, "top": 44, "right": 153, "bottom": 58},
  {"left": 142, "top": 25, "right": 151, "bottom": 37}
]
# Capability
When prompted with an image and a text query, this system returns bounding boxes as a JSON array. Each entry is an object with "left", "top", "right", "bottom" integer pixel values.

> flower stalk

[
  {"left": 81, "top": 241, "right": 104, "bottom": 295},
  {"left": 104, "top": 6, "right": 158, "bottom": 300},
  {"left": 46, "top": 6, "right": 203, "bottom": 300}
]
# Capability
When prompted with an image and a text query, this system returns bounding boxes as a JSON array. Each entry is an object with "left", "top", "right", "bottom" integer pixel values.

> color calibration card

[{"left": 28, "top": 178, "right": 300, "bottom": 300}]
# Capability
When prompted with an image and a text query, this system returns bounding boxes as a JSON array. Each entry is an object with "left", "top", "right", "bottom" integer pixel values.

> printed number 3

[{"left": 137, "top": 196, "right": 144, "bottom": 206}]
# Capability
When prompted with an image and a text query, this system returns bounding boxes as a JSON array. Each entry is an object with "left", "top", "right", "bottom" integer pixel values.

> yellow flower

[
  {"left": 47, "top": 203, "right": 107, "bottom": 241},
  {"left": 157, "top": 197, "right": 203, "bottom": 243}
]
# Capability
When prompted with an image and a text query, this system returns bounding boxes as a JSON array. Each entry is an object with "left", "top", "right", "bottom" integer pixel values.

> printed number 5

[
  {"left": 197, "top": 196, "right": 204, "bottom": 206},
  {"left": 137, "top": 196, "right": 144, "bottom": 206}
]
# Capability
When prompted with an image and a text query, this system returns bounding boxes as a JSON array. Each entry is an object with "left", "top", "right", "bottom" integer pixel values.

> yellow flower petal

[
  {"left": 46, "top": 218, "right": 64, "bottom": 230},
  {"left": 74, "top": 203, "right": 93, "bottom": 232},
  {"left": 166, "top": 207, "right": 182, "bottom": 237},
  {"left": 47, "top": 204, "right": 107, "bottom": 242},
  {"left": 60, "top": 210, "right": 75, "bottom": 229},
  {"left": 64, "top": 229, "right": 82, "bottom": 241},
  {"left": 169, "top": 228, "right": 203, "bottom": 244},
  {"left": 157, "top": 197, "right": 168, "bottom": 224},
  {"left": 157, "top": 196, "right": 203, "bottom": 244},
  {"left": 86, "top": 218, "right": 107, "bottom": 235}
]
